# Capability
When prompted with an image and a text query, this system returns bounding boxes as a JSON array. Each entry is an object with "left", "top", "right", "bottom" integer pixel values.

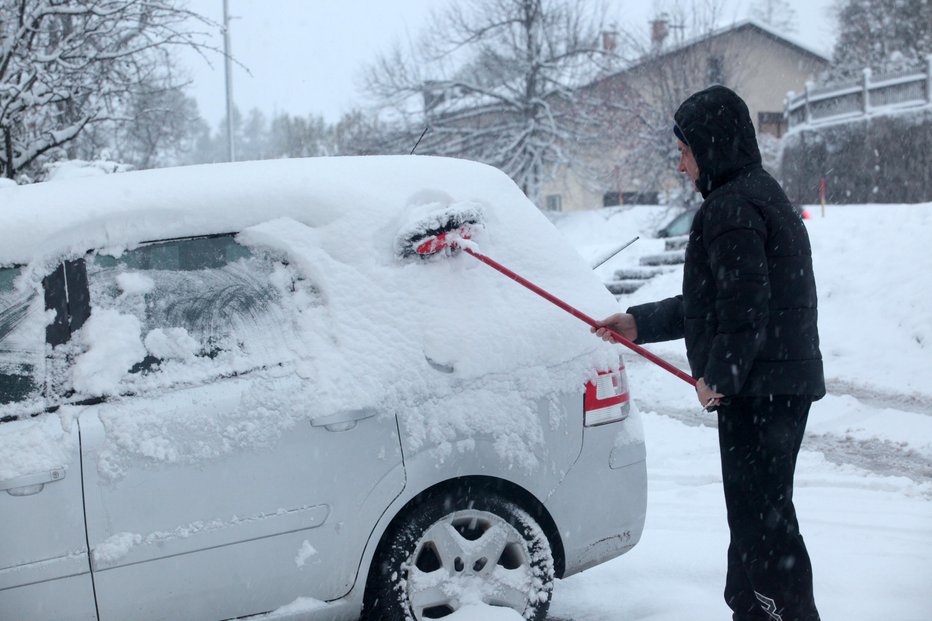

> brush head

[{"left": 396, "top": 202, "right": 485, "bottom": 259}]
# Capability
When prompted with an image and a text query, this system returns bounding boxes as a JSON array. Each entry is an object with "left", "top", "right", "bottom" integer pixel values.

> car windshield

[
  {"left": 662, "top": 209, "right": 697, "bottom": 237},
  {"left": 0, "top": 266, "right": 43, "bottom": 406}
]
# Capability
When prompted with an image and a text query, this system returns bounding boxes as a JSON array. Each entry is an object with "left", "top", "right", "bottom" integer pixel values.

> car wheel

[{"left": 363, "top": 488, "right": 554, "bottom": 620}]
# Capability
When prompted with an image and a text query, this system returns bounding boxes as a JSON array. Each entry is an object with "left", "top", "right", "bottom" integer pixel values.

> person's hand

[
  {"left": 696, "top": 377, "right": 724, "bottom": 410},
  {"left": 590, "top": 312, "right": 638, "bottom": 344}
]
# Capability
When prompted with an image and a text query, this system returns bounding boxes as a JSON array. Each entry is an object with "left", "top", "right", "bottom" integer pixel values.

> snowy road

[
  {"left": 545, "top": 356, "right": 932, "bottom": 620},
  {"left": 630, "top": 353, "right": 932, "bottom": 485}
]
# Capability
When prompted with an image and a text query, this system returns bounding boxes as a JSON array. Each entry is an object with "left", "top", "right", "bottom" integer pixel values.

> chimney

[
  {"left": 602, "top": 29, "right": 618, "bottom": 52},
  {"left": 651, "top": 17, "right": 669, "bottom": 49}
]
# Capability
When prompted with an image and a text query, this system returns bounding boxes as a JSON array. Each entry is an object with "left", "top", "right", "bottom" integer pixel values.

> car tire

[{"left": 362, "top": 487, "right": 554, "bottom": 621}]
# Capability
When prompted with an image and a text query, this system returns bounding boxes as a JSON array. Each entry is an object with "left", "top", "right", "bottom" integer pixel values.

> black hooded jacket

[{"left": 628, "top": 86, "right": 825, "bottom": 398}]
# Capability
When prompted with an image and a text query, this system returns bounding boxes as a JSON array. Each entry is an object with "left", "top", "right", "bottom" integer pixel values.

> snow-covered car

[{"left": 0, "top": 156, "right": 646, "bottom": 621}]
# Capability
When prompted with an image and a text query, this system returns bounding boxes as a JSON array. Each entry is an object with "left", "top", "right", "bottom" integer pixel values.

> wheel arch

[{"left": 367, "top": 475, "right": 566, "bottom": 581}]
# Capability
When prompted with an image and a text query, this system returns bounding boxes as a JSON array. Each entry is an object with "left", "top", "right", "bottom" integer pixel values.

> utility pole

[{"left": 223, "top": 0, "right": 235, "bottom": 162}]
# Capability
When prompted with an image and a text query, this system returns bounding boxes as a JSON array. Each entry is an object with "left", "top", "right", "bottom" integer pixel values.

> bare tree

[
  {"left": 75, "top": 82, "right": 206, "bottom": 170},
  {"left": 601, "top": 0, "right": 750, "bottom": 203},
  {"left": 749, "top": 0, "right": 798, "bottom": 34},
  {"left": 0, "top": 0, "right": 214, "bottom": 179},
  {"left": 332, "top": 110, "right": 392, "bottom": 156},
  {"left": 363, "top": 0, "right": 619, "bottom": 205},
  {"left": 267, "top": 112, "right": 334, "bottom": 159}
]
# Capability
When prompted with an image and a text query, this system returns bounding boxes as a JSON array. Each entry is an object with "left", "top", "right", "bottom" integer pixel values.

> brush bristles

[{"left": 396, "top": 203, "right": 485, "bottom": 258}]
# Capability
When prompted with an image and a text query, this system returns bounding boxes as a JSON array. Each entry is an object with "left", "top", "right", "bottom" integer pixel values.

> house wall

[
  {"left": 539, "top": 26, "right": 829, "bottom": 213},
  {"left": 726, "top": 32, "right": 828, "bottom": 135}
]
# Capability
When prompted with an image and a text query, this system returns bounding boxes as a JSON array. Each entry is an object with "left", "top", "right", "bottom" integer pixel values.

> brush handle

[{"left": 463, "top": 247, "right": 697, "bottom": 387}]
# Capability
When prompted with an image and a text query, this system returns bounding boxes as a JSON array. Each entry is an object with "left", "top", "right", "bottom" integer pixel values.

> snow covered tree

[
  {"left": 0, "top": 0, "right": 213, "bottom": 179},
  {"left": 73, "top": 82, "right": 206, "bottom": 170},
  {"left": 267, "top": 112, "right": 334, "bottom": 158},
  {"left": 240, "top": 109, "right": 269, "bottom": 161},
  {"left": 187, "top": 109, "right": 343, "bottom": 164},
  {"left": 749, "top": 0, "right": 798, "bottom": 34},
  {"left": 828, "top": 0, "right": 931, "bottom": 81},
  {"left": 332, "top": 109, "right": 394, "bottom": 156},
  {"left": 363, "top": 0, "right": 618, "bottom": 205}
]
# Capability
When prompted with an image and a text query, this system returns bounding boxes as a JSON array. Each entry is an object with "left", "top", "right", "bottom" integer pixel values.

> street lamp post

[{"left": 223, "top": 0, "right": 235, "bottom": 162}]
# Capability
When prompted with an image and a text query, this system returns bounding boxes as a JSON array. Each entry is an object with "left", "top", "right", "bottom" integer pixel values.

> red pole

[{"left": 463, "top": 247, "right": 697, "bottom": 387}]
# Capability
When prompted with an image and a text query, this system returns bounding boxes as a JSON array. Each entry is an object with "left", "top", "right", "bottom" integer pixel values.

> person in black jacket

[{"left": 593, "top": 85, "right": 824, "bottom": 621}]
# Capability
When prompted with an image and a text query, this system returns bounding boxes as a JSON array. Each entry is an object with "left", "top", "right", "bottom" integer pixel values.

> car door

[
  {"left": 66, "top": 236, "right": 405, "bottom": 621},
  {"left": 0, "top": 264, "right": 97, "bottom": 621}
]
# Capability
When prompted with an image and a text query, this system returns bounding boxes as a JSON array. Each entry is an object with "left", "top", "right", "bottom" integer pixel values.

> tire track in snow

[
  {"left": 626, "top": 350, "right": 932, "bottom": 416},
  {"left": 824, "top": 377, "right": 932, "bottom": 416},
  {"left": 635, "top": 398, "right": 932, "bottom": 486}
]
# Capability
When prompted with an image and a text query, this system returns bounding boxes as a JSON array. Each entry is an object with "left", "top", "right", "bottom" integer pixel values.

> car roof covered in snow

[{"left": 1, "top": 156, "right": 515, "bottom": 265}]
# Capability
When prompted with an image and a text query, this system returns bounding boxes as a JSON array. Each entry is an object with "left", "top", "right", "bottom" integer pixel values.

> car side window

[
  {"left": 0, "top": 267, "right": 45, "bottom": 411},
  {"left": 76, "top": 235, "right": 298, "bottom": 396}
]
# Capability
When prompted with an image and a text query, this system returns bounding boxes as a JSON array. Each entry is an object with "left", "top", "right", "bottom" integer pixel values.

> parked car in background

[
  {"left": 0, "top": 157, "right": 647, "bottom": 621},
  {"left": 656, "top": 206, "right": 699, "bottom": 238},
  {"left": 656, "top": 201, "right": 810, "bottom": 239}
]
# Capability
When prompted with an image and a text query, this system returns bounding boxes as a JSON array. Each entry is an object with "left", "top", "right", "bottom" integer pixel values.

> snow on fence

[{"left": 785, "top": 56, "right": 932, "bottom": 129}]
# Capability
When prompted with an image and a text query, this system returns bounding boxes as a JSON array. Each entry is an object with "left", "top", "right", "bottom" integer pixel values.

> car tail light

[{"left": 584, "top": 365, "right": 630, "bottom": 426}]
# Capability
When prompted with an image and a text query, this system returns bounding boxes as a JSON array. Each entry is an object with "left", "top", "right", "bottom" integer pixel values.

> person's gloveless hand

[
  {"left": 590, "top": 312, "right": 638, "bottom": 343},
  {"left": 696, "top": 377, "right": 724, "bottom": 409}
]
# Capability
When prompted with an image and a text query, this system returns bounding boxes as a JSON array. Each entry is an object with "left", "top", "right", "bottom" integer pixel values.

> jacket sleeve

[
  {"left": 626, "top": 295, "right": 685, "bottom": 344},
  {"left": 702, "top": 199, "right": 770, "bottom": 395}
]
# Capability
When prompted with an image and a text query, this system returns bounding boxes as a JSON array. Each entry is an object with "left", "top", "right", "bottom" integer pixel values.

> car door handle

[
  {"left": 310, "top": 408, "right": 378, "bottom": 432},
  {"left": 1, "top": 467, "right": 66, "bottom": 495}
]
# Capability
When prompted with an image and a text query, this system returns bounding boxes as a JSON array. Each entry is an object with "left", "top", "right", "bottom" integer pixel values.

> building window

[
  {"left": 622, "top": 191, "right": 659, "bottom": 205},
  {"left": 707, "top": 55, "right": 724, "bottom": 84},
  {"left": 545, "top": 194, "right": 562, "bottom": 212}
]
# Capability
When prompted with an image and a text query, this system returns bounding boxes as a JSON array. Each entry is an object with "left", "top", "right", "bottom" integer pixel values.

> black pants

[{"left": 716, "top": 396, "right": 820, "bottom": 621}]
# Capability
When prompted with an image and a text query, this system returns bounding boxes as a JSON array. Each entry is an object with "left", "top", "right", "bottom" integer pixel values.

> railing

[{"left": 785, "top": 56, "right": 932, "bottom": 129}]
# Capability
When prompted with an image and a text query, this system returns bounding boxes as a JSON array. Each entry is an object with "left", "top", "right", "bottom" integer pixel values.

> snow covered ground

[{"left": 536, "top": 203, "right": 932, "bottom": 621}]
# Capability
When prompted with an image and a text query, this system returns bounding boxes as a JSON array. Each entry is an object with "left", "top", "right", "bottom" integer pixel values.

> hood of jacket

[{"left": 674, "top": 85, "right": 762, "bottom": 198}]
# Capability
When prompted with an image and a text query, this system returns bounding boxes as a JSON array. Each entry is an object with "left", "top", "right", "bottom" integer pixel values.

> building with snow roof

[{"left": 539, "top": 19, "right": 830, "bottom": 212}]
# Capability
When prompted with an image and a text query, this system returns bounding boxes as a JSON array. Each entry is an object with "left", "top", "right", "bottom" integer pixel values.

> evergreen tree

[{"left": 829, "top": 0, "right": 931, "bottom": 81}]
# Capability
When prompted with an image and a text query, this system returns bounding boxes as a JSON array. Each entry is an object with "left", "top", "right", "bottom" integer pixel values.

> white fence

[{"left": 785, "top": 57, "right": 932, "bottom": 129}]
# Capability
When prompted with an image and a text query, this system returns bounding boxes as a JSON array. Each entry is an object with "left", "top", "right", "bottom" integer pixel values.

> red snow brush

[{"left": 401, "top": 211, "right": 697, "bottom": 387}]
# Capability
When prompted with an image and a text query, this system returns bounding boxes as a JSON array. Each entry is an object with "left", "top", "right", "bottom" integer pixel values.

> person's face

[{"left": 676, "top": 139, "right": 699, "bottom": 189}]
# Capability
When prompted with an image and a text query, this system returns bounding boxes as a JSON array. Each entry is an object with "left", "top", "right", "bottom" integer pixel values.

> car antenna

[{"left": 410, "top": 126, "right": 429, "bottom": 154}]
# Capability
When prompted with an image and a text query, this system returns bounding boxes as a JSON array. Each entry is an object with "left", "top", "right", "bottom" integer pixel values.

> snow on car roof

[
  {"left": 1, "top": 156, "right": 625, "bottom": 474},
  {"left": 1, "top": 156, "right": 487, "bottom": 264}
]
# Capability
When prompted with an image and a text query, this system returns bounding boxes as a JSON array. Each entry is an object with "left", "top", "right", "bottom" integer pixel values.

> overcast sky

[{"left": 181, "top": 0, "right": 840, "bottom": 128}]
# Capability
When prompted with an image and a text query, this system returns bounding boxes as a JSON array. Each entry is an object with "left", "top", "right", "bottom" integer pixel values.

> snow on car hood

[{"left": 1, "top": 156, "right": 624, "bottom": 476}]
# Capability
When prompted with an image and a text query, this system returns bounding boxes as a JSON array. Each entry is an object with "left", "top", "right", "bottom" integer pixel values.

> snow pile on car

[{"left": 1, "top": 156, "right": 625, "bottom": 475}]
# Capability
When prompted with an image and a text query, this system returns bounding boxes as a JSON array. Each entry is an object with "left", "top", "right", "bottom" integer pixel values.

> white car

[{"left": 0, "top": 156, "right": 646, "bottom": 621}]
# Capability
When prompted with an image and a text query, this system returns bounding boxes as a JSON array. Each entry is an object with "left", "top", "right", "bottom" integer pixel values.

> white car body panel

[
  {"left": 0, "top": 414, "right": 97, "bottom": 620},
  {"left": 78, "top": 369, "right": 404, "bottom": 621}
]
